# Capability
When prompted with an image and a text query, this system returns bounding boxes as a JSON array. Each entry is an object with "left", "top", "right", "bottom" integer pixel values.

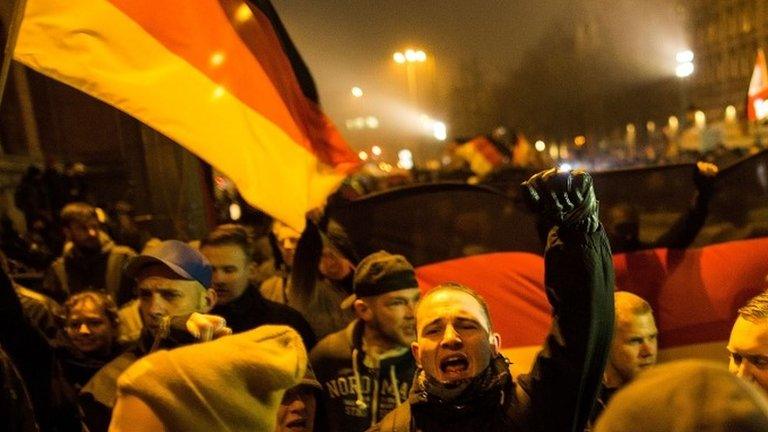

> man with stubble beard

[
  {"left": 372, "top": 169, "right": 615, "bottom": 432},
  {"left": 310, "top": 251, "right": 420, "bottom": 432}
]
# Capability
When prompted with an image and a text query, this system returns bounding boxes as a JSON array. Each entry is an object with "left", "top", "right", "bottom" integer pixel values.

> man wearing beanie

[
  {"left": 81, "top": 240, "right": 231, "bottom": 432},
  {"left": 310, "top": 251, "right": 420, "bottom": 432},
  {"left": 110, "top": 325, "right": 307, "bottom": 432},
  {"left": 595, "top": 360, "right": 768, "bottom": 432}
]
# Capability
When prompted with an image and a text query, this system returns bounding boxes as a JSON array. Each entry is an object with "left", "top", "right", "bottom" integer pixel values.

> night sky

[{"left": 273, "top": 1, "right": 688, "bottom": 148}]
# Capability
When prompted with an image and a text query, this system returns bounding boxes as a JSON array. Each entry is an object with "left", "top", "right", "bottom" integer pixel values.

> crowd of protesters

[{"left": 1, "top": 163, "right": 768, "bottom": 432}]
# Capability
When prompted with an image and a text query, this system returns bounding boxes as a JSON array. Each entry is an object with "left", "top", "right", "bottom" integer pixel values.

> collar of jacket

[
  {"left": 345, "top": 319, "right": 411, "bottom": 369},
  {"left": 409, "top": 354, "right": 513, "bottom": 409}
]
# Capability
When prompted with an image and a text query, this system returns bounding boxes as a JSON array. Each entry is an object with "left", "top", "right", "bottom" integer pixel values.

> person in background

[
  {"left": 200, "top": 224, "right": 316, "bottom": 348},
  {"left": 274, "top": 366, "right": 326, "bottom": 432},
  {"left": 43, "top": 202, "right": 136, "bottom": 306},
  {"left": 311, "top": 251, "right": 420, "bottom": 431},
  {"left": 728, "top": 290, "right": 768, "bottom": 394}
]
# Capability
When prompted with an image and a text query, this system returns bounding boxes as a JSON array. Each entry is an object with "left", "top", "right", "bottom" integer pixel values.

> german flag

[{"left": 13, "top": 0, "right": 358, "bottom": 230}]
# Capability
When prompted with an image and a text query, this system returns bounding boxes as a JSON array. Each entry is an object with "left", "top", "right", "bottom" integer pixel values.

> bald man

[{"left": 591, "top": 291, "right": 658, "bottom": 423}]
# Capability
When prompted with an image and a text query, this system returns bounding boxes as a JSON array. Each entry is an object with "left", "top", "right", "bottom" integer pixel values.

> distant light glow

[
  {"left": 398, "top": 149, "right": 413, "bottom": 161},
  {"left": 393, "top": 52, "right": 406, "bottom": 64},
  {"left": 676, "top": 62, "right": 694, "bottom": 78},
  {"left": 365, "top": 116, "right": 379, "bottom": 129},
  {"left": 234, "top": 4, "right": 253, "bottom": 23},
  {"left": 725, "top": 105, "right": 737, "bottom": 122},
  {"left": 694, "top": 110, "right": 706, "bottom": 128},
  {"left": 676, "top": 50, "right": 694, "bottom": 63},
  {"left": 668, "top": 116, "right": 679, "bottom": 132},
  {"left": 398, "top": 149, "right": 414, "bottom": 170},
  {"left": 574, "top": 135, "right": 586, "bottom": 147},
  {"left": 535, "top": 140, "right": 546, "bottom": 152},
  {"left": 558, "top": 163, "right": 573, "bottom": 172},
  {"left": 371, "top": 145, "right": 382, "bottom": 156},
  {"left": 646, "top": 121, "right": 656, "bottom": 133},
  {"left": 358, "top": 151, "right": 369, "bottom": 161},
  {"left": 755, "top": 99, "right": 768, "bottom": 120},
  {"left": 405, "top": 49, "right": 417, "bottom": 62},
  {"left": 415, "top": 50, "right": 427, "bottom": 62},
  {"left": 626, "top": 123, "right": 636, "bottom": 134},
  {"left": 433, "top": 121, "right": 447, "bottom": 141},
  {"left": 229, "top": 203, "right": 242, "bottom": 221},
  {"left": 378, "top": 162, "right": 392, "bottom": 172},
  {"left": 351, "top": 86, "right": 364, "bottom": 98},
  {"left": 210, "top": 52, "right": 225, "bottom": 67},
  {"left": 212, "top": 86, "right": 226, "bottom": 99},
  {"left": 549, "top": 143, "right": 559, "bottom": 159}
]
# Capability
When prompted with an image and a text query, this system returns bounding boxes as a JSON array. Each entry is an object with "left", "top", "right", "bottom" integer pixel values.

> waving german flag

[{"left": 14, "top": 0, "right": 358, "bottom": 230}]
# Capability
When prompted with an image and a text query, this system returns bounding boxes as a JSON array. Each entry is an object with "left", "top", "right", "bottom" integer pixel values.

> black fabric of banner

[{"left": 330, "top": 150, "right": 768, "bottom": 267}]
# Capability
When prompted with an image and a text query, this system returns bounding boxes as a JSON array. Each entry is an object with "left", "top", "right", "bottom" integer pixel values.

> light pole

[{"left": 393, "top": 48, "right": 427, "bottom": 105}]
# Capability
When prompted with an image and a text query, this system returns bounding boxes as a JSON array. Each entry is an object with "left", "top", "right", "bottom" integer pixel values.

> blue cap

[{"left": 125, "top": 240, "right": 212, "bottom": 288}]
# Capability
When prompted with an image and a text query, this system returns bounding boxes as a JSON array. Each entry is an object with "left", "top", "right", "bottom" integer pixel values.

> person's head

[
  {"left": 348, "top": 251, "right": 420, "bottom": 350},
  {"left": 729, "top": 292, "right": 768, "bottom": 393},
  {"left": 274, "top": 368, "right": 322, "bottom": 432},
  {"left": 412, "top": 283, "right": 500, "bottom": 386},
  {"left": 63, "top": 291, "right": 119, "bottom": 355},
  {"left": 125, "top": 240, "right": 216, "bottom": 333},
  {"left": 61, "top": 202, "right": 101, "bottom": 251},
  {"left": 272, "top": 221, "right": 300, "bottom": 268},
  {"left": 605, "top": 291, "right": 658, "bottom": 388},
  {"left": 318, "top": 220, "right": 357, "bottom": 282},
  {"left": 595, "top": 360, "right": 768, "bottom": 432},
  {"left": 200, "top": 224, "right": 256, "bottom": 305}
]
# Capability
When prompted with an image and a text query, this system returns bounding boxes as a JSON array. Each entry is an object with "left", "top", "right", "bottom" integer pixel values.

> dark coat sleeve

[{"left": 517, "top": 226, "right": 615, "bottom": 432}]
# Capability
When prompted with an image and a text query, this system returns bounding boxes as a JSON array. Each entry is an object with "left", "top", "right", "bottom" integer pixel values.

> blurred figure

[
  {"left": 728, "top": 291, "right": 768, "bottom": 394},
  {"left": 591, "top": 292, "right": 658, "bottom": 423},
  {"left": 110, "top": 325, "right": 306, "bottom": 432},
  {"left": 81, "top": 240, "right": 230, "bottom": 432},
  {"left": 595, "top": 360, "right": 768, "bottom": 432},
  {"left": 43, "top": 202, "right": 136, "bottom": 306},
  {"left": 311, "top": 251, "right": 420, "bottom": 432},
  {"left": 108, "top": 201, "right": 151, "bottom": 254},
  {"left": 0, "top": 346, "right": 38, "bottom": 432},
  {"left": 604, "top": 161, "right": 718, "bottom": 252},
  {"left": 200, "top": 224, "right": 316, "bottom": 348},
  {"left": 261, "top": 220, "right": 301, "bottom": 303},
  {"left": 274, "top": 367, "right": 324, "bottom": 432}
]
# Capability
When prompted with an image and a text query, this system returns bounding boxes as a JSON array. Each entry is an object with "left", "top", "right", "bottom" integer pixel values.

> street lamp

[
  {"left": 393, "top": 48, "right": 428, "bottom": 104},
  {"left": 351, "top": 86, "right": 363, "bottom": 98}
]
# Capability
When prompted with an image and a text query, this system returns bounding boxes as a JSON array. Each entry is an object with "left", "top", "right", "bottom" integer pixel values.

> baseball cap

[
  {"left": 340, "top": 250, "right": 418, "bottom": 309},
  {"left": 125, "top": 240, "right": 212, "bottom": 288}
]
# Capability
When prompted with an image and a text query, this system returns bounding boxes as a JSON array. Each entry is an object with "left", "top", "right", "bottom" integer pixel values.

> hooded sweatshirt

[
  {"left": 113, "top": 325, "right": 307, "bottom": 432},
  {"left": 310, "top": 319, "right": 416, "bottom": 431}
]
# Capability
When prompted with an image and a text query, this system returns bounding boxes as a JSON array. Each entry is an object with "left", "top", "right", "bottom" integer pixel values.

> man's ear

[
  {"left": 353, "top": 298, "right": 372, "bottom": 322},
  {"left": 201, "top": 288, "right": 217, "bottom": 312},
  {"left": 489, "top": 332, "right": 501, "bottom": 356},
  {"left": 411, "top": 341, "right": 421, "bottom": 368},
  {"left": 247, "top": 261, "right": 259, "bottom": 281}
]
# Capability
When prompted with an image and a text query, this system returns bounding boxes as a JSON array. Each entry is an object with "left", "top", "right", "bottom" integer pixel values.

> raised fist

[
  {"left": 521, "top": 168, "right": 600, "bottom": 234},
  {"left": 186, "top": 312, "right": 232, "bottom": 341}
]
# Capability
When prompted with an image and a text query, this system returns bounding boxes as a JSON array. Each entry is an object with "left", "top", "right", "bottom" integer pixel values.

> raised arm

[{"left": 518, "top": 169, "right": 615, "bottom": 432}]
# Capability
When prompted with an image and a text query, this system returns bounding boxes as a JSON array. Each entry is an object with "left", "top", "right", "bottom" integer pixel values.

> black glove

[{"left": 521, "top": 168, "right": 600, "bottom": 234}]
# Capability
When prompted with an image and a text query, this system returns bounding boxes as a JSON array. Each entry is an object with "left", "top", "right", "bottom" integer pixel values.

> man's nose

[
  {"left": 78, "top": 323, "right": 91, "bottom": 334},
  {"left": 440, "top": 324, "right": 463, "bottom": 349},
  {"left": 736, "top": 361, "right": 755, "bottom": 381}
]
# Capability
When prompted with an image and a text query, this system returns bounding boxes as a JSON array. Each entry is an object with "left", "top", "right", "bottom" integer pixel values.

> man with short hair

[
  {"left": 311, "top": 251, "right": 420, "bottom": 432},
  {"left": 373, "top": 169, "right": 615, "bottom": 432},
  {"left": 43, "top": 202, "right": 136, "bottom": 305},
  {"left": 80, "top": 240, "right": 231, "bottom": 432},
  {"left": 591, "top": 291, "right": 658, "bottom": 422},
  {"left": 728, "top": 291, "right": 768, "bottom": 393},
  {"left": 200, "top": 224, "right": 316, "bottom": 348}
]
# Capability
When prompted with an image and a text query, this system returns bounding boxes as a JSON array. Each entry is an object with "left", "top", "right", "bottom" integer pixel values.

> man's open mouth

[
  {"left": 285, "top": 418, "right": 307, "bottom": 429},
  {"left": 440, "top": 354, "right": 469, "bottom": 374}
]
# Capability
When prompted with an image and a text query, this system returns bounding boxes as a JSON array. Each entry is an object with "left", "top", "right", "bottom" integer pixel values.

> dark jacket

[
  {"left": 0, "top": 264, "right": 84, "bottom": 432},
  {"left": 0, "top": 346, "right": 40, "bottom": 432},
  {"left": 42, "top": 235, "right": 135, "bottom": 306},
  {"left": 372, "top": 226, "right": 615, "bottom": 432},
  {"left": 311, "top": 319, "right": 417, "bottom": 432},
  {"left": 211, "top": 283, "right": 316, "bottom": 349}
]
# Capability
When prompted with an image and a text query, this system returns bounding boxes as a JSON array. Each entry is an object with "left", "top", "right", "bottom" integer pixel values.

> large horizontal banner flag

[
  {"left": 331, "top": 150, "right": 768, "bottom": 353},
  {"left": 14, "top": 0, "right": 358, "bottom": 231}
]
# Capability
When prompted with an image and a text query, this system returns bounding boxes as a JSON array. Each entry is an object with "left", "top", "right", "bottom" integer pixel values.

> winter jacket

[
  {"left": 42, "top": 233, "right": 135, "bottom": 306},
  {"left": 211, "top": 283, "right": 317, "bottom": 349},
  {"left": 311, "top": 319, "right": 417, "bottom": 432},
  {"left": 371, "top": 226, "right": 615, "bottom": 432},
  {"left": 0, "top": 346, "right": 39, "bottom": 432}
]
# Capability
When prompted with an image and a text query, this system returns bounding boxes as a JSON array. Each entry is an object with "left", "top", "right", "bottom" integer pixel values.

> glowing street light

[
  {"left": 393, "top": 52, "right": 406, "bottom": 64},
  {"left": 371, "top": 145, "right": 382, "bottom": 157},
  {"left": 675, "top": 50, "right": 694, "bottom": 78},
  {"left": 676, "top": 50, "right": 694, "bottom": 63},
  {"left": 433, "top": 121, "right": 447, "bottom": 141},
  {"left": 534, "top": 140, "right": 546, "bottom": 152},
  {"left": 351, "top": 86, "right": 364, "bottom": 97},
  {"left": 358, "top": 151, "right": 369, "bottom": 161}
]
